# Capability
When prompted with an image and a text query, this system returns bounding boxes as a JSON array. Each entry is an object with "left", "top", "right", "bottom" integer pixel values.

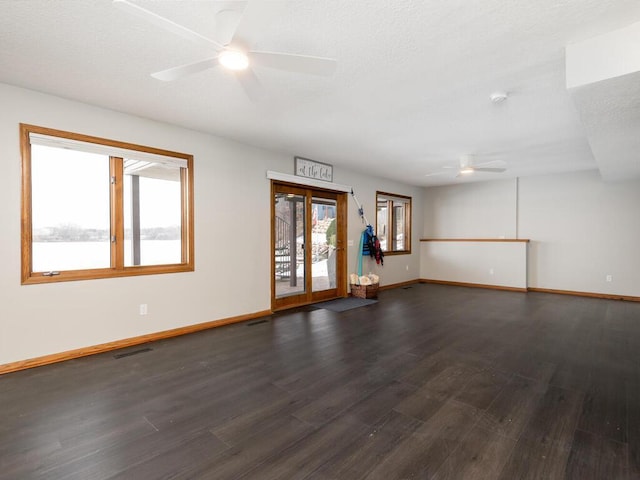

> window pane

[
  {"left": 393, "top": 202, "right": 405, "bottom": 250},
  {"left": 123, "top": 160, "right": 182, "bottom": 266},
  {"left": 31, "top": 145, "right": 110, "bottom": 272},
  {"left": 376, "top": 201, "right": 388, "bottom": 251}
]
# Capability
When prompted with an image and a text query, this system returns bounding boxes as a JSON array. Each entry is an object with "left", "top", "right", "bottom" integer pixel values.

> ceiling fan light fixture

[
  {"left": 490, "top": 91, "right": 508, "bottom": 103},
  {"left": 218, "top": 50, "right": 249, "bottom": 71}
]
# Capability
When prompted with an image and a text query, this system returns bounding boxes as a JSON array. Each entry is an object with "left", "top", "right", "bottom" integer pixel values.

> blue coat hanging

[{"left": 361, "top": 225, "right": 384, "bottom": 265}]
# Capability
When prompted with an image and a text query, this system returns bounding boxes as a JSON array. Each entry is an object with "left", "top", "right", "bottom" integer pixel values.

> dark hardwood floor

[{"left": 1, "top": 284, "right": 639, "bottom": 479}]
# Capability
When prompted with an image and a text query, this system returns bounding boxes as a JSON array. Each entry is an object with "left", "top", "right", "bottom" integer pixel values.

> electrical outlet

[
  {"left": 606, "top": 275, "right": 612, "bottom": 282},
  {"left": 347, "top": 239, "right": 354, "bottom": 247},
  {"left": 489, "top": 268, "right": 494, "bottom": 275},
  {"left": 406, "top": 265, "right": 409, "bottom": 271},
  {"left": 139, "top": 304, "right": 148, "bottom": 315}
]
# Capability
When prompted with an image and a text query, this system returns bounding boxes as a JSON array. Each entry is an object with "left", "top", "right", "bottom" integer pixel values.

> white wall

[
  {"left": 420, "top": 241, "right": 528, "bottom": 289},
  {"left": 519, "top": 171, "right": 640, "bottom": 296},
  {"left": 0, "top": 83, "right": 422, "bottom": 365},
  {"left": 423, "top": 179, "right": 517, "bottom": 238},
  {"left": 423, "top": 171, "right": 640, "bottom": 297}
]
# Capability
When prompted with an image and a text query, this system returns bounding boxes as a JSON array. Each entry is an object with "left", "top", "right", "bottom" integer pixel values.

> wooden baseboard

[
  {"left": 420, "top": 279, "right": 640, "bottom": 302},
  {"left": 378, "top": 279, "right": 420, "bottom": 291},
  {"left": 420, "top": 279, "right": 527, "bottom": 293},
  {"left": 528, "top": 288, "right": 640, "bottom": 302},
  {"left": 0, "top": 309, "right": 272, "bottom": 376}
]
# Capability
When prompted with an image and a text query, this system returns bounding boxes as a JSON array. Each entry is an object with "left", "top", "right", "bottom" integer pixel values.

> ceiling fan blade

[
  {"left": 473, "top": 167, "right": 507, "bottom": 173},
  {"left": 151, "top": 56, "right": 220, "bottom": 81},
  {"left": 425, "top": 171, "right": 453, "bottom": 177},
  {"left": 234, "top": 67, "right": 264, "bottom": 102},
  {"left": 113, "top": 0, "right": 223, "bottom": 49},
  {"left": 213, "top": 2, "right": 248, "bottom": 46},
  {"left": 248, "top": 51, "right": 337, "bottom": 76},
  {"left": 474, "top": 160, "right": 507, "bottom": 168}
]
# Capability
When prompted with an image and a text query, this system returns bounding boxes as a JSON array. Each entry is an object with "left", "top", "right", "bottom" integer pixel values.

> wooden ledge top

[{"left": 420, "top": 238, "right": 530, "bottom": 243}]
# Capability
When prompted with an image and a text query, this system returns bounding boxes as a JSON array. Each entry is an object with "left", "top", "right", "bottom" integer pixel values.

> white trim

[
  {"left": 29, "top": 133, "right": 188, "bottom": 168},
  {"left": 266, "top": 170, "right": 351, "bottom": 192}
]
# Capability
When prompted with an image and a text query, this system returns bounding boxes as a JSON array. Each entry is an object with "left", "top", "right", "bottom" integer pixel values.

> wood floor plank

[
  {"left": 238, "top": 415, "right": 370, "bottom": 480},
  {"left": 431, "top": 425, "right": 517, "bottom": 480},
  {"left": 200, "top": 415, "right": 315, "bottom": 480},
  {"left": 108, "top": 431, "right": 229, "bottom": 480},
  {"left": 211, "top": 396, "right": 309, "bottom": 445},
  {"left": 476, "top": 374, "right": 549, "bottom": 439},
  {"left": 626, "top": 372, "right": 640, "bottom": 477},
  {"left": 291, "top": 371, "right": 391, "bottom": 427},
  {"left": 393, "top": 388, "right": 446, "bottom": 423},
  {"left": 516, "top": 385, "right": 585, "bottom": 447},
  {"left": 454, "top": 368, "right": 511, "bottom": 410},
  {"left": 43, "top": 419, "right": 222, "bottom": 480},
  {"left": 579, "top": 367, "right": 627, "bottom": 440},
  {"left": 499, "top": 437, "right": 574, "bottom": 480},
  {"left": 24, "top": 418, "right": 160, "bottom": 480},
  {"left": 509, "top": 354, "right": 558, "bottom": 384},
  {"left": 309, "top": 410, "right": 423, "bottom": 480},
  {"left": 144, "top": 376, "right": 285, "bottom": 433},
  {"left": 549, "top": 360, "right": 592, "bottom": 392},
  {"left": 364, "top": 399, "right": 480, "bottom": 479},
  {"left": 342, "top": 380, "right": 417, "bottom": 426},
  {"left": 497, "top": 385, "right": 584, "bottom": 479},
  {"left": 565, "top": 429, "right": 628, "bottom": 480},
  {"left": 272, "top": 357, "right": 368, "bottom": 395},
  {"left": 416, "top": 363, "right": 480, "bottom": 400},
  {"left": 400, "top": 348, "right": 458, "bottom": 387},
  {"left": 292, "top": 352, "right": 419, "bottom": 426}
]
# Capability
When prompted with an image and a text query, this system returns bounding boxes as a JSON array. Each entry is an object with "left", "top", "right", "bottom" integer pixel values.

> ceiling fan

[
  {"left": 425, "top": 154, "right": 507, "bottom": 178},
  {"left": 113, "top": 0, "right": 337, "bottom": 100}
]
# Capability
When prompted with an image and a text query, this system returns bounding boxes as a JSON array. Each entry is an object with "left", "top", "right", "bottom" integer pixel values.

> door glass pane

[
  {"left": 123, "top": 160, "right": 182, "bottom": 266},
  {"left": 274, "top": 192, "right": 306, "bottom": 298},
  {"left": 312, "top": 197, "right": 337, "bottom": 292},
  {"left": 31, "top": 145, "right": 111, "bottom": 272}
]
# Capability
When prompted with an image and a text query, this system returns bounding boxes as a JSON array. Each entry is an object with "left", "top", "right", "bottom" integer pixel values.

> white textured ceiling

[{"left": 1, "top": 0, "right": 639, "bottom": 186}]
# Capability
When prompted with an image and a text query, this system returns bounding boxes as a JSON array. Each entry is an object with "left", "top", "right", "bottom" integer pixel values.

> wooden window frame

[
  {"left": 20, "top": 124, "right": 195, "bottom": 284},
  {"left": 376, "top": 191, "right": 412, "bottom": 255}
]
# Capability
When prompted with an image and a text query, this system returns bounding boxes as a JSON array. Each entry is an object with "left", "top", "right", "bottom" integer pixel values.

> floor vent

[
  {"left": 114, "top": 347, "right": 153, "bottom": 359},
  {"left": 247, "top": 319, "right": 269, "bottom": 326},
  {"left": 402, "top": 286, "right": 413, "bottom": 290}
]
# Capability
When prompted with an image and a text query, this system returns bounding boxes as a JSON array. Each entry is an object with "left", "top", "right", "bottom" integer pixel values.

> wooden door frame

[{"left": 271, "top": 181, "right": 347, "bottom": 311}]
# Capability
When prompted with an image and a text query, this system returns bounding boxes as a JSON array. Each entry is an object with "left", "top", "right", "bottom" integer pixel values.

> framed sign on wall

[{"left": 294, "top": 156, "right": 333, "bottom": 182}]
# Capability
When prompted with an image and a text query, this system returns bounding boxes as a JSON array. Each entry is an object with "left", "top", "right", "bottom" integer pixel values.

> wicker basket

[{"left": 350, "top": 282, "right": 379, "bottom": 299}]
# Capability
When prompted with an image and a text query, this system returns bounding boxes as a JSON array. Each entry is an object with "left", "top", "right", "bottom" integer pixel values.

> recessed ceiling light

[
  {"left": 490, "top": 91, "right": 508, "bottom": 103},
  {"left": 219, "top": 50, "right": 249, "bottom": 71},
  {"left": 459, "top": 167, "right": 474, "bottom": 174}
]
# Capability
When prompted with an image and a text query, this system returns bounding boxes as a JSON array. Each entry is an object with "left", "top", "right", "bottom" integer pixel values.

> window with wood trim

[
  {"left": 20, "top": 124, "right": 194, "bottom": 284},
  {"left": 376, "top": 191, "right": 411, "bottom": 254}
]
